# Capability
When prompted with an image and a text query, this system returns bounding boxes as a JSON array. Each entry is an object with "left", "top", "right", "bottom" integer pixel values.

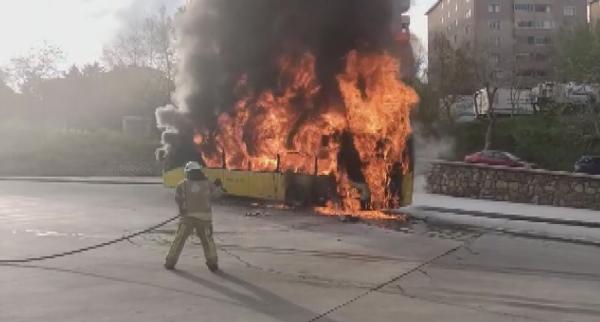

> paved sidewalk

[{"left": 409, "top": 193, "right": 600, "bottom": 227}]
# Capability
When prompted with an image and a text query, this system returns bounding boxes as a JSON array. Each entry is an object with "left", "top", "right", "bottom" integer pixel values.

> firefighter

[{"left": 165, "top": 161, "right": 225, "bottom": 272}]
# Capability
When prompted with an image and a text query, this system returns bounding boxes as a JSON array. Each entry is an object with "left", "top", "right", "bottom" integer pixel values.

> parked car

[
  {"left": 464, "top": 150, "right": 532, "bottom": 168},
  {"left": 574, "top": 156, "right": 600, "bottom": 175}
]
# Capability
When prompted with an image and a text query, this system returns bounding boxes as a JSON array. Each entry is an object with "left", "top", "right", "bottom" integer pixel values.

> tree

[
  {"left": 81, "top": 62, "right": 105, "bottom": 78},
  {"left": 103, "top": 6, "right": 176, "bottom": 87},
  {"left": 8, "top": 42, "right": 65, "bottom": 94},
  {"left": 0, "top": 67, "right": 9, "bottom": 85},
  {"left": 410, "top": 34, "right": 428, "bottom": 82},
  {"left": 411, "top": 80, "right": 441, "bottom": 137},
  {"left": 555, "top": 24, "right": 600, "bottom": 144},
  {"left": 471, "top": 48, "right": 506, "bottom": 151},
  {"left": 428, "top": 33, "right": 476, "bottom": 125},
  {"left": 556, "top": 24, "right": 600, "bottom": 84}
]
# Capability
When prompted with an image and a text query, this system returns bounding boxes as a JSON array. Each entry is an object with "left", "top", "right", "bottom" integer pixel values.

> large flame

[{"left": 196, "top": 50, "right": 418, "bottom": 218}]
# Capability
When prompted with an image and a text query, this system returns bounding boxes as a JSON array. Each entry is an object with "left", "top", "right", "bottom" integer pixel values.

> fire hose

[
  {"left": 0, "top": 214, "right": 182, "bottom": 264},
  {"left": 0, "top": 211, "right": 479, "bottom": 322}
]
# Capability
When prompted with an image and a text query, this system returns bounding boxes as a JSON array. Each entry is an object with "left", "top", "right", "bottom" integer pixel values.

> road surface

[{"left": 1, "top": 181, "right": 599, "bottom": 322}]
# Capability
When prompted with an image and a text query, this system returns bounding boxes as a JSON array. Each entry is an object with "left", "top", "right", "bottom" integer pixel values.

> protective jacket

[{"left": 176, "top": 179, "right": 224, "bottom": 220}]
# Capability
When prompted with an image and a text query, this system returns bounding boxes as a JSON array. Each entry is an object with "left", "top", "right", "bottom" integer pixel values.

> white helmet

[{"left": 184, "top": 161, "right": 202, "bottom": 174}]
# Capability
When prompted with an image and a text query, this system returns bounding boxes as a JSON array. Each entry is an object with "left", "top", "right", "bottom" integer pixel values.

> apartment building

[
  {"left": 427, "top": 0, "right": 588, "bottom": 87},
  {"left": 591, "top": 0, "right": 600, "bottom": 26}
]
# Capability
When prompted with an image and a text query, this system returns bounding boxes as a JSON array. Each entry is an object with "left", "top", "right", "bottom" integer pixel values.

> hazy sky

[
  {"left": 0, "top": 0, "right": 434, "bottom": 67},
  {"left": 0, "top": 0, "right": 183, "bottom": 66},
  {"left": 410, "top": 0, "right": 436, "bottom": 52}
]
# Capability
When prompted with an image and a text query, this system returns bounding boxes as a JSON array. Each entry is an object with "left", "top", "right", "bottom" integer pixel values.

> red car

[{"left": 464, "top": 150, "right": 532, "bottom": 168}]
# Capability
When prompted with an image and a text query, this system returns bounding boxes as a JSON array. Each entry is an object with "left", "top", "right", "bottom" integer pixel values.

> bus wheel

[{"left": 285, "top": 184, "right": 308, "bottom": 207}]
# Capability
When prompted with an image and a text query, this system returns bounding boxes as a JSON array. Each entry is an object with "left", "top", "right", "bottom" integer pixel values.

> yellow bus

[{"left": 161, "top": 136, "right": 414, "bottom": 209}]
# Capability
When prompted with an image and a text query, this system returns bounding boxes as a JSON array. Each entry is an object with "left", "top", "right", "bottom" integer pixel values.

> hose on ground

[{"left": 0, "top": 215, "right": 181, "bottom": 264}]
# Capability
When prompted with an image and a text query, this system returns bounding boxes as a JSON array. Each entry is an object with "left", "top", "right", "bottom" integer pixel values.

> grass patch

[{"left": 0, "top": 119, "right": 160, "bottom": 176}]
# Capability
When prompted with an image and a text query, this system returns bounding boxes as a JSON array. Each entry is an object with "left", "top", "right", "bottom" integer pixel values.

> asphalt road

[{"left": 1, "top": 181, "right": 599, "bottom": 322}]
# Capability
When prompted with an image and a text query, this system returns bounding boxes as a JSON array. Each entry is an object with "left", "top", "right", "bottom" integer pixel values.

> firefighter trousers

[{"left": 165, "top": 217, "right": 218, "bottom": 271}]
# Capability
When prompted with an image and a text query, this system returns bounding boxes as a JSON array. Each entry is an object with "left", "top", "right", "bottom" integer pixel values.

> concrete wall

[{"left": 427, "top": 161, "right": 600, "bottom": 210}]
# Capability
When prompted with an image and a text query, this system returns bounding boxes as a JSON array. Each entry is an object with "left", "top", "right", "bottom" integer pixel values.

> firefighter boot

[{"left": 197, "top": 221, "right": 219, "bottom": 272}]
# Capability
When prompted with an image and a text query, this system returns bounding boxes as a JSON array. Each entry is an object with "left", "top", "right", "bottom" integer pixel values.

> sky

[
  {"left": 0, "top": 0, "right": 183, "bottom": 67},
  {"left": 0, "top": 0, "right": 434, "bottom": 67},
  {"left": 410, "top": 0, "right": 436, "bottom": 52}
]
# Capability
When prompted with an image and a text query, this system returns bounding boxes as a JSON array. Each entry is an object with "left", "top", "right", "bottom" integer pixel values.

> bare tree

[
  {"left": 103, "top": 20, "right": 147, "bottom": 68},
  {"left": 103, "top": 6, "right": 176, "bottom": 85},
  {"left": 8, "top": 42, "right": 65, "bottom": 94},
  {"left": 471, "top": 48, "right": 507, "bottom": 150},
  {"left": 410, "top": 34, "right": 427, "bottom": 81},
  {"left": 508, "top": 57, "right": 526, "bottom": 117},
  {"left": 153, "top": 6, "right": 176, "bottom": 89},
  {"left": 428, "top": 33, "right": 476, "bottom": 125},
  {"left": 81, "top": 62, "right": 105, "bottom": 78}
]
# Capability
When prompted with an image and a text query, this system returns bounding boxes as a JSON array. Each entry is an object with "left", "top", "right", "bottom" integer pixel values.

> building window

[
  {"left": 564, "top": 6, "right": 575, "bottom": 16},
  {"left": 491, "top": 54, "right": 501, "bottom": 64},
  {"left": 491, "top": 36, "right": 501, "bottom": 47},
  {"left": 540, "top": 21, "right": 555, "bottom": 29},
  {"left": 535, "top": 37, "right": 552, "bottom": 45},
  {"left": 517, "top": 20, "right": 534, "bottom": 28},
  {"left": 516, "top": 20, "right": 555, "bottom": 29},
  {"left": 515, "top": 53, "right": 530, "bottom": 61},
  {"left": 514, "top": 4, "right": 551, "bottom": 13},
  {"left": 489, "top": 4, "right": 501, "bottom": 13},
  {"left": 489, "top": 20, "right": 501, "bottom": 30},
  {"left": 534, "top": 53, "right": 548, "bottom": 62},
  {"left": 514, "top": 4, "right": 533, "bottom": 12},
  {"left": 535, "top": 4, "right": 551, "bottom": 13},
  {"left": 524, "top": 36, "right": 552, "bottom": 45}
]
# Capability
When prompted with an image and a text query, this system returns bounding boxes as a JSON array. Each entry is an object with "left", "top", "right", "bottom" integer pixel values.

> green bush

[
  {"left": 452, "top": 116, "right": 600, "bottom": 171},
  {"left": 0, "top": 119, "right": 160, "bottom": 176}
]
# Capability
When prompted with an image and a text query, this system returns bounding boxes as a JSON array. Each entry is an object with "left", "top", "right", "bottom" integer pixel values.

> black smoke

[{"left": 157, "top": 0, "right": 412, "bottom": 169}]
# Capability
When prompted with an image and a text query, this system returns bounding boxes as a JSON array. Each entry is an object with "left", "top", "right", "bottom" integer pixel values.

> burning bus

[{"left": 156, "top": 0, "right": 418, "bottom": 217}]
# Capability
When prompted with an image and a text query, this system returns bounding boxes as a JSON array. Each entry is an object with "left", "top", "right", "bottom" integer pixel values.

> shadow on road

[
  {"left": 173, "top": 270, "right": 339, "bottom": 322},
  {"left": 1, "top": 263, "right": 242, "bottom": 307}
]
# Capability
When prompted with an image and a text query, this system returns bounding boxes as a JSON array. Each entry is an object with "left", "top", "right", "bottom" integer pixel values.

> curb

[
  {"left": 404, "top": 207, "right": 600, "bottom": 247},
  {"left": 409, "top": 205, "right": 600, "bottom": 229},
  {"left": 0, "top": 177, "right": 163, "bottom": 185}
]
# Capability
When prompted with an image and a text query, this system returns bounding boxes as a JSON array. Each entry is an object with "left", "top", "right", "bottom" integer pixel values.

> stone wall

[{"left": 427, "top": 161, "right": 600, "bottom": 210}]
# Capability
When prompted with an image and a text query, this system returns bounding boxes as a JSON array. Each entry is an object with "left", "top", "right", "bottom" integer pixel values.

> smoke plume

[{"left": 157, "top": 0, "right": 413, "bottom": 167}]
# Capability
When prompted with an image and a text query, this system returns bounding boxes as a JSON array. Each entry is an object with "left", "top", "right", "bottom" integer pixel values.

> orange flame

[{"left": 193, "top": 50, "right": 418, "bottom": 218}]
